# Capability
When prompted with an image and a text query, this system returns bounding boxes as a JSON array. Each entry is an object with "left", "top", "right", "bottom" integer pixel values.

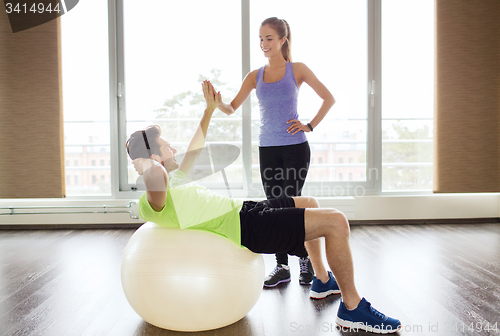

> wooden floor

[{"left": 1, "top": 223, "right": 499, "bottom": 336}]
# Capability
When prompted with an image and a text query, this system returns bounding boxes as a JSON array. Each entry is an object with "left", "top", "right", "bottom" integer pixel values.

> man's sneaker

[
  {"left": 336, "top": 298, "right": 402, "bottom": 334},
  {"left": 298, "top": 257, "right": 314, "bottom": 284},
  {"left": 309, "top": 271, "right": 341, "bottom": 298},
  {"left": 263, "top": 264, "right": 291, "bottom": 287}
]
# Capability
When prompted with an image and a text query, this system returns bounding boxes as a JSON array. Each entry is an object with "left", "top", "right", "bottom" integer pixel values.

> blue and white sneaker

[
  {"left": 309, "top": 271, "right": 341, "bottom": 299},
  {"left": 336, "top": 297, "right": 402, "bottom": 334}
]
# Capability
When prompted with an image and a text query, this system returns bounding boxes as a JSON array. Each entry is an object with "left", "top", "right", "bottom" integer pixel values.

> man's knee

[
  {"left": 307, "top": 196, "right": 320, "bottom": 208},
  {"left": 327, "top": 210, "right": 350, "bottom": 238},
  {"left": 304, "top": 196, "right": 319, "bottom": 208},
  {"left": 294, "top": 196, "right": 319, "bottom": 209}
]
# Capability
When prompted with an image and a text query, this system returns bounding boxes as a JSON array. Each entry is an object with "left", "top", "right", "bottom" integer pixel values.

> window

[
  {"left": 382, "top": 0, "right": 434, "bottom": 191},
  {"left": 249, "top": 0, "right": 368, "bottom": 196},
  {"left": 62, "top": 0, "right": 435, "bottom": 197},
  {"left": 118, "top": 0, "right": 242, "bottom": 193},
  {"left": 62, "top": 0, "right": 111, "bottom": 195}
]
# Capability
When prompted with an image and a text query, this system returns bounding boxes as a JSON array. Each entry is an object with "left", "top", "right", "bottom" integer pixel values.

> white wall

[
  {"left": 352, "top": 193, "right": 499, "bottom": 220},
  {"left": 0, "top": 199, "right": 142, "bottom": 225},
  {"left": 0, "top": 194, "right": 498, "bottom": 225}
]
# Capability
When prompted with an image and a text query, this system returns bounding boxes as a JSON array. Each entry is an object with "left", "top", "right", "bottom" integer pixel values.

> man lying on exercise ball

[{"left": 126, "top": 80, "right": 401, "bottom": 334}]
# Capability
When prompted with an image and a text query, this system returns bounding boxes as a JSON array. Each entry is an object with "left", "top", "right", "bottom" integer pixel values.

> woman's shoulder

[
  {"left": 245, "top": 68, "right": 261, "bottom": 85},
  {"left": 249, "top": 68, "right": 261, "bottom": 75},
  {"left": 292, "top": 62, "right": 315, "bottom": 79},
  {"left": 291, "top": 62, "right": 309, "bottom": 71},
  {"left": 246, "top": 68, "right": 261, "bottom": 78},
  {"left": 251, "top": 65, "right": 266, "bottom": 74}
]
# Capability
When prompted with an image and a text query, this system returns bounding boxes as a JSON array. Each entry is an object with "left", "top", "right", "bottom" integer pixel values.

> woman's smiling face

[{"left": 259, "top": 24, "right": 286, "bottom": 58}]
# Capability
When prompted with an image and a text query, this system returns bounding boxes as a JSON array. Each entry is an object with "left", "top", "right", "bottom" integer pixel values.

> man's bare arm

[
  {"left": 178, "top": 80, "right": 220, "bottom": 176},
  {"left": 133, "top": 158, "right": 168, "bottom": 211}
]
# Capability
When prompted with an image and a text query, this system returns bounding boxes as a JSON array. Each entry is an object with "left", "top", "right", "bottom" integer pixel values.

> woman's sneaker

[
  {"left": 336, "top": 298, "right": 402, "bottom": 334},
  {"left": 264, "top": 264, "right": 291, "bottom": 287},
  {"left": 309, "top": 271, "right": 341, "bottom": 298},
  {"left": 298, "top": 257, "right": 315, "bottom": 284}
]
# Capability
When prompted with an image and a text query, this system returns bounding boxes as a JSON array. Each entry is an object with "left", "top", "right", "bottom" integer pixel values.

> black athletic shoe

[
  {"left": 264, "top": 264, "right": 291, "bottom": 287},
  {"left": 298, "top": 257, "right": 314, "bottom": 284}
]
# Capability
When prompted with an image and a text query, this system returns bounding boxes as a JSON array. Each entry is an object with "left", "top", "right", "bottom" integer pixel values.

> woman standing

[{"left": 216, "top": 17, "right": 335, "bottom": 287}]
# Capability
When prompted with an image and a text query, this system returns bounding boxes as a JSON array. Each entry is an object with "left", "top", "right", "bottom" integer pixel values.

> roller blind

[
  {"left": 434, "top": 0, "right": 500, "bottom": 193},
  {"left": 0, "top": 11, "right": 64, "bottom": 198}
]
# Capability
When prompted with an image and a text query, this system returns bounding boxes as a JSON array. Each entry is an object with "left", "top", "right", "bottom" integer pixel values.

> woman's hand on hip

[{"left": 287, "top": 119, "right": 310, "bottom": 135}]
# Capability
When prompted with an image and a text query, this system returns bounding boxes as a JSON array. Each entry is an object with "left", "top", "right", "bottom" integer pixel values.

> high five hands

[
  {"left": 201, "top": 81, "right": 234, "bottom": 116},
  {"left": 202, "top": 80, "right": 221, "bottom": 112}
]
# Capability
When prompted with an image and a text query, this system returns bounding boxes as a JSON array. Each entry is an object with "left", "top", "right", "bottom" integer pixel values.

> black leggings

[{"left": 259, "top": 141, "right": 310, "bottom": 264}]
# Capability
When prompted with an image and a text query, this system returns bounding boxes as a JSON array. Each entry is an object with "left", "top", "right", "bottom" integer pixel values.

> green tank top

[{"left": 138, "top": 169, "right": 244, "bottom": 246}]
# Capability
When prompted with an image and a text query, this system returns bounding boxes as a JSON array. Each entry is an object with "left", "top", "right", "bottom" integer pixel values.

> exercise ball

[{"left": 121, "top": 222, "right": 265, "bottom": 332}]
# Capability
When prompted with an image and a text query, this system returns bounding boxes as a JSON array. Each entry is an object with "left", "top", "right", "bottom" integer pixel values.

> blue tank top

[{"left": 256, "top": 62, "right": 307, "bottom": 147}]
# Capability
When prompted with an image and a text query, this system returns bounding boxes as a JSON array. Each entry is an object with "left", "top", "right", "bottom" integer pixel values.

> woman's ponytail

[{"left": 281, "top": 19, "right": 292, "bottom": 62}]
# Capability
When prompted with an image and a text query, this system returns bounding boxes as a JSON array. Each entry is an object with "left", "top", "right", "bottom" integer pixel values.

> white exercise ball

[{"left": 121, "top": 222, "right": 264, "bottom": 332}]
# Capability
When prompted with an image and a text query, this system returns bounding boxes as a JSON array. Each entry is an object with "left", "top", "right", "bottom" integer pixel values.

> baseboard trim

[
  {"left": 349, "top": 217, "right": 500, "bottom": 225},
  {"left": 0, "top": 223, "right": 143, "bottom": 230},
  {"left": 0, "top": 218, "right": 499, "bottom": 230}
]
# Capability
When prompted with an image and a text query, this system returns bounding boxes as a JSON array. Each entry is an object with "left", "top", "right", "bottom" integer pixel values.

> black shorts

[{"left": 239, "top": 197, "right": 307, "bottom": 257}]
